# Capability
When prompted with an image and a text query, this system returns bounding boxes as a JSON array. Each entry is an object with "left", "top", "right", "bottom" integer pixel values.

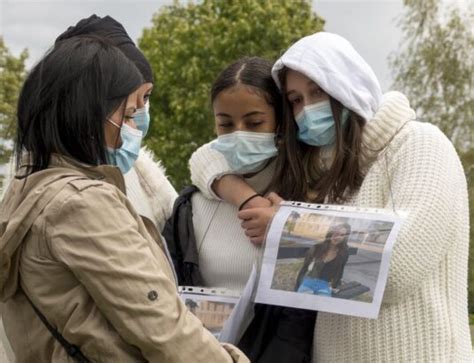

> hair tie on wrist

[{"left": 238, "top": 193, "right": 262, "bottom": 211}]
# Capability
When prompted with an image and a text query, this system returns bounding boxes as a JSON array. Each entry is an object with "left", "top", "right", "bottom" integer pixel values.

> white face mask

[
  {"left": 295, "top": 101, "right": 349, "bottom": 146},
  {"left": 106, "top": 119, "right": 143, "bottom": 174},
  {"left": 133, "top": 102, "right": 150, "bottom": 136},
  {"left": 210, "top": 131, "right": 278, "bottom": 174}
]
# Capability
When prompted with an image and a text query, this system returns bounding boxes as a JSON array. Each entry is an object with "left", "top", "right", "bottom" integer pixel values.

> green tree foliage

[
  {"left": 0, "top": 37, "right": 27, "bottom": 190},
  {"left": 139, "top": 0, "right": 324, "bottom": 190},
  {"left": 0, "top": 37, "right": 27, "bottom": 163},
  {"left": 390, "top": 0, "right": 473, "bottom": 150}
]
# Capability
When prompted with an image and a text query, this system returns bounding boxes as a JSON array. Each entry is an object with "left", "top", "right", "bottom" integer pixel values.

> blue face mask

[
  {"left": 106, "top": 119, "right": 143, "bottom": 174},
  {"left": 211, "top": 131, "right": 278, "bottom": 174},
  {"left": 133, "top": 102, "right": 150, "bottom": 137},
  {"left": 295, "top": 101, "right": 349, "bottom": 146}
]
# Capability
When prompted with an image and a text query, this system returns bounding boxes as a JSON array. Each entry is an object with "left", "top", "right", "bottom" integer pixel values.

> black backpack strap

[
  {"left": 162, "top": 185, "right": 203, "bottom": 286},
  {"left": 24, "top": 294, "right": 90, "bottom": 363}
]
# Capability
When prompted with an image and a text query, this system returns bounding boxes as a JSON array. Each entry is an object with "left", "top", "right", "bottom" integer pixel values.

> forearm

[{"left": 212, "top": 175, "right": 259, "bottom": 207}]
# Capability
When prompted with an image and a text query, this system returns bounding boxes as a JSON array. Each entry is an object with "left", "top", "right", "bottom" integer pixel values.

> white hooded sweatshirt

[{"left": 189, "top": 32, "right": 472, "bottom": 362}]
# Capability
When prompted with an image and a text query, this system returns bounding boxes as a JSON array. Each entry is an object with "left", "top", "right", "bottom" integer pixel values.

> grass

[{"left": 271, "top": 258, "right": 303, "bottom": 291}]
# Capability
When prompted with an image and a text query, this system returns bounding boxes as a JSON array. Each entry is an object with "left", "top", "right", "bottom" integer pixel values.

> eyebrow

[
  {"left": 308, "top": 81, "right": 322, "bottom": 91},
  {"left": 286, "top": 81, "right": 321, "bottom": 96},
  {"left": 216, "top": 111, "right": 266, "bottom": 118}
]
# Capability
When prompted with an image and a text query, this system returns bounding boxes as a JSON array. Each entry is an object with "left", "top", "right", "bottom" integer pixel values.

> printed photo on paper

[
  {"left": 255, "top": 203, "right": 403, "bottom": 319},
  {"left": 179, "top": 288, "right": 240, "bottom": 339}
]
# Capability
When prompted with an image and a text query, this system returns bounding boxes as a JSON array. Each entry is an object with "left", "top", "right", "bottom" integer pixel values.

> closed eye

[
  {"left": 248, "top": 120, "right": 264, "bottom": 127},
  {"left": 288, "top": 96, "right": 302, "bottom": 106}
]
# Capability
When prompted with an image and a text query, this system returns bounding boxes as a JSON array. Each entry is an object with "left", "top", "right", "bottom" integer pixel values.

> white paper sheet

[{"left": 255, "top": 202, "right": 404, "bottom": 319}]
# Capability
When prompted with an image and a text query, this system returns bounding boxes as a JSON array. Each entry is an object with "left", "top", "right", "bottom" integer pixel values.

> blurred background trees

[
  {"left": 0, "top": 38, "right": 27, "bottom": 189},
  {"left": 139, "top": 0, "right": 324, "bottom": 190}
]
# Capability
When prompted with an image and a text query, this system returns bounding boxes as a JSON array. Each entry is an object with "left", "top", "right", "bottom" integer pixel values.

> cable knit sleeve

[
  {"left": 189, "top": 141, "right": 232, "bottom": 200},
  {"left": 381, "top": 122, "right": 468, "bottom": 304}
]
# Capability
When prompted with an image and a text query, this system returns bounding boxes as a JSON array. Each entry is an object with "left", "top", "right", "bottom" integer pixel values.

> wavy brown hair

[
  {"left": 269, "top": 67, "right": 367, "bottom": 203},
  {"left": 314, "top": 222, "right": 351, "bottom": 259}
]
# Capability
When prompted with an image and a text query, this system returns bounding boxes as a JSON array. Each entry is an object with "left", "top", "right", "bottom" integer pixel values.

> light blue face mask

[
  {"left": 295, "top": 101, "right": 349, "bottom": 146},
  {"left": 106, "top": 119, "right": 143, "bottom": 174},
  {"left": 211, "top": 131, "right": 278, "bottom": 174},
  {"left": 133, "top": 102, "right": 150, "bottom": 137}
]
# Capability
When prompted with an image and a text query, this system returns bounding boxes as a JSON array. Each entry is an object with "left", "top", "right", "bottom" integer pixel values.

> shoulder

[
  {"left": 385, "top": 121, "right": 463, "bottom": 175},
  {"left": 390, "top": 121, "right": 456, "bottom": 155},
  {"left": 45, "top": 178, "right": 129, "bottom": 223}
]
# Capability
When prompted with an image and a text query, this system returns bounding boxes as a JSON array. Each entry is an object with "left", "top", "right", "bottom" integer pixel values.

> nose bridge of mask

[{"left": 296, "top": 101, "right": 332, "bottom": 124}]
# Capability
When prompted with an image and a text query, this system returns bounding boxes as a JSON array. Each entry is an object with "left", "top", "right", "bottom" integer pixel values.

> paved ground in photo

[{"left": 343, "top": 249, "right": 382, "bottom": 294}]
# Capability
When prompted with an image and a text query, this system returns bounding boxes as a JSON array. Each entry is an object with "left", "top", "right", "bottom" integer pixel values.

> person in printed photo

[{"left": 294, "top": 223, "right": 351, "bottom": 295}]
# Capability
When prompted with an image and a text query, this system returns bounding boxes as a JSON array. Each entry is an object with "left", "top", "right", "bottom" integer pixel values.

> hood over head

[{"left": 272, "top": 32, "right": 382, "bottom": 121}]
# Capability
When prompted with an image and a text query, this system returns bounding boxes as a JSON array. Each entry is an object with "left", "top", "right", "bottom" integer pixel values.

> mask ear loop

[{"left": 109, "top": 100, "right": 129, "bottom": 154}]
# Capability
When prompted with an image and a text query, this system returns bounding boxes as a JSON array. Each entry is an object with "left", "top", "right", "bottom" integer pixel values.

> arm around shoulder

[{"left": 189, "top": 141, "right": 234, "bottom": 199}]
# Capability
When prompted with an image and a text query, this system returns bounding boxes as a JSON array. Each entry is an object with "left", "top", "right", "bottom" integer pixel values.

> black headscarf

[{"left": 55, "top": 14, "right": 153, "bottom": 83}]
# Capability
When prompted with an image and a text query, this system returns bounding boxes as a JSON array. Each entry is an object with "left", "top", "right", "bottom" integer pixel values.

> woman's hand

[{"left": 237, "top": 192, "right": 284, "bottom": 245}]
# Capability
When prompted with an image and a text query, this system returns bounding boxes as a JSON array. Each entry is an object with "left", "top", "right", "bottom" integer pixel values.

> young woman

[
  {"left": 186, "top": 57, "right": 281, "bottom": 291},
  {"left": 54, "top": 14, "right": 178, "bottom": 232},
  {"left": 168, "top": 57, "right": 315, "bottom": 362},
  {"left": 0, "top": 15, "right": 177, "bottom": 232},
  {"left": 295, "top": 223, "right": 351, "bottom": 295},
  {"left": 190, "top": 32, "right": 472, "bottom": 361},
  {"left": 0, "top": 16, "right": 177, "bottom": 361},
  {"left": 0, "top": 36, "right": 247, "bottom": 362}
]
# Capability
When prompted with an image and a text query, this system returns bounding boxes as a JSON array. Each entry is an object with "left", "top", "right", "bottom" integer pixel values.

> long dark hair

[
  {"left": 211, "top": 57, "right": 282, "bottom": 126},
  {"left": 314, "top": 222, "right": 351, "bottom": 259},
  {"left": 15, "top": 35, "right": 143, "bottom": 175},
  {"left": 269, "top": 67, "right": 366, "bottom": 203}
]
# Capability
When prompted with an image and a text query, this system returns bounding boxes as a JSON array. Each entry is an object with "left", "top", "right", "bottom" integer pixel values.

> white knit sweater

[
  {"left": 191, "top": 163, "right": 274, "bottom": 291},
  {"left": 189, "top": 92, "right": 473, "bottom": 362}
]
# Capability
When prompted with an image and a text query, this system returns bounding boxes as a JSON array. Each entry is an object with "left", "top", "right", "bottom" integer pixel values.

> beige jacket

[{"left": 0, "top": 155, "right": 248, "bottom": 362}]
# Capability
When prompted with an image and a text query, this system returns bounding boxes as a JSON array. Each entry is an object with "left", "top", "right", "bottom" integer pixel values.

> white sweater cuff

[{"left": 189, "top": 142, "right": 232, "bottom": 200}]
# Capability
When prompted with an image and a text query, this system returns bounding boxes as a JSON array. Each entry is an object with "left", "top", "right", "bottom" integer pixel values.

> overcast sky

[{"left": 0, "top": 0, "right": 408, "bottom": 91}]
